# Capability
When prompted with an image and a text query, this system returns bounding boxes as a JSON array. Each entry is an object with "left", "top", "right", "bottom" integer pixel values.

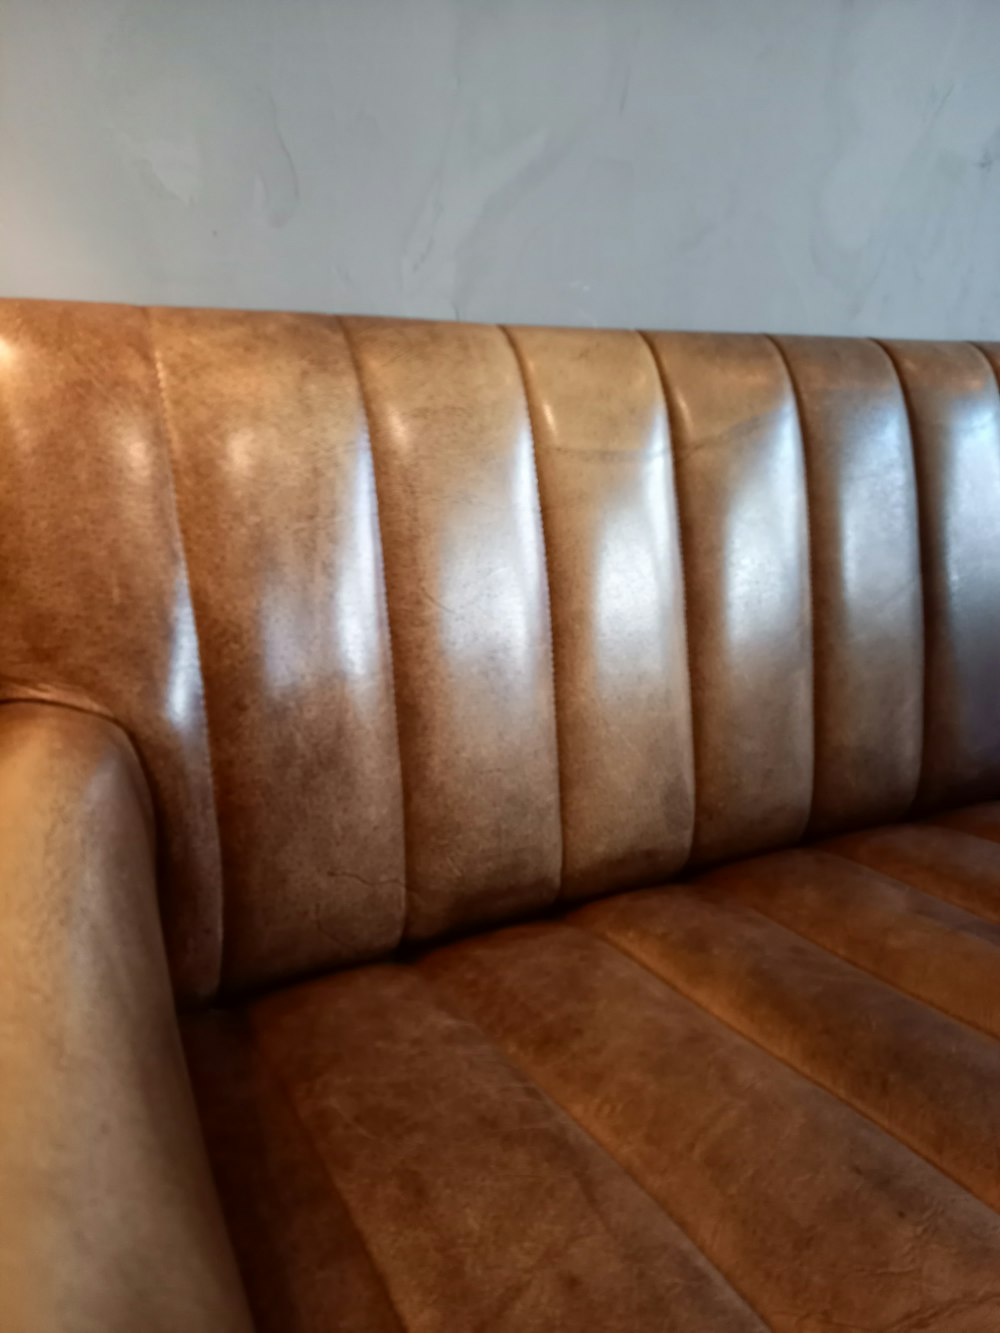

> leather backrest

[{"left": 3, "top": 299, "right": 1000, "bottom": 1000}]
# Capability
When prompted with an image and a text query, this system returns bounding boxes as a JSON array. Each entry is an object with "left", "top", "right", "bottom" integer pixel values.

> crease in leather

[
  {"left": 240, "top": 1007, "right": 410, "bottom": 1333},
  {"left": 336, "top": 316, "right": 411, "bottom": 945},
  {"left": 929, "top": 819, "right": 1000, "bottom": 851},
  {"left": 567, "top": 917, "right": 999, "bottom": 1215},
  {"left": 765, "top": 335, "right": 820, "bottom": 832},
  {"left": 239, "top": 960, "right": 766, "bottom": 1332},
  {"left": 414, "top": 958, "right": 769, "bottom": 1329},
  {"left": 637, "top": 330, "right": 700, "bottom": 858},
  {"left": 145, "top": 304, "right": 227, "bottom": 1000},
  {"left": 874, "top": 338, "right": 1000, "bottom": 805},
  {"left": 500, "top": 324, "right": 567, "bottom": 895},
  {"left": 820, "top": 837, "right": 1000, "bottom": 923},
  {"left": 930, "top": 803, "right": 1000, "bottom": 844},
  {"left": 875, "top": 338, "right": 933, "bottom": 821},
  {"left": 973, "top": 342, "right": 1000, "bottom": 405},
  {"left": 717, "top": 864, "right": 1000, "bottom": 1043}
]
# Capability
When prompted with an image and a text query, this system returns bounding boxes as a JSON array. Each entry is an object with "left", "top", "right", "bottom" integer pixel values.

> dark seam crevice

[
  {"left": 337, "top": 317, "right": 410, "bottom": 951},
  {"left": 766, "top": 335, "right": 820, "bottom": 838},
  {"left": 144, "top": 305, "right": 228, "bottom": 1001},
  {"left": 637, "top": 331, "right": 699, "bottom": 869},
  {"left": 245, "top": 1018, "right": 410, "bottom": 1333},
  {"left": 819, "top": 841, "right": 1000, "bottom": 926},
  {"left": 418, "top": 955, "right": 769, "bottom": 1328},
  {"left": 692, "top": 863, "right": 1000, "bottom": 1040},
  {"left": 571, "top": 918, "right": 1000, "bottom": 1217},
  {"left": 872, "top": 339, "right": 930, "bottom": 818},
  {"left": 500, "top": 324, "right": 566, "bottom": 902},
  {"left": 728, "top": 885, "right": 1000, "bottom": 1044}
]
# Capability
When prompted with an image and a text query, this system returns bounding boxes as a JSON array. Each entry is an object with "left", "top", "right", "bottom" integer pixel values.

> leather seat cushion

[{"left": 183, "top": 808, "right": 1000, "bottom": 1332}]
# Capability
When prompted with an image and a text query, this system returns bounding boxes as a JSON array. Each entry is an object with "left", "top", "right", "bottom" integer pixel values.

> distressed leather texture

[
  {"left": 0, "top": 704, "right": 252, "bottom": 1330},
  {"left": 3, "top": 300, "right": 1000, "bottom": 1329}
]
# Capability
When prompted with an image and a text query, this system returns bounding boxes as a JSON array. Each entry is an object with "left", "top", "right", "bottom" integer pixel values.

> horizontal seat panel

[{"left": 187, "top": 803, "right": 1000, "bottom": 1332}]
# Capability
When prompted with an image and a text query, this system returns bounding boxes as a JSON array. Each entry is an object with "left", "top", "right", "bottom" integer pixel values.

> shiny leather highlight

[
  {"left": 0, "top": 300, "right": 223, "bottom": 1000},
  {"left": 775, "top": 335, "right": 923, "bottom": 833},
  {"left": 343, "top": 316, "right": 562, "bottom": 943},
  {"left": 150, "top": 309, "right": 406, "bottom": 991},
  {"left": 508, "top": 326, "right": 694, "bottom": 898},
  {"left": 645, "top": 332, "right": 813, "bottom": 864},
  {"left": 6, "top": 300, "right": 1000, "bottom": 1331},
  {"left": 882, "top": 339, "right": 1000, "bottom": 808}
]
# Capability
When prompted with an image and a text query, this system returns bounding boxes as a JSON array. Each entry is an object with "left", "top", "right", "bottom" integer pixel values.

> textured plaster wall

[{"left": 2, "top": 0, "right": 999, "bottom": 336}]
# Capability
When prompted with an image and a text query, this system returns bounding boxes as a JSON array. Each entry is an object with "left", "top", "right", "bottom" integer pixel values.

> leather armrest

[{"left": 0, "top": 704, "right": 252, "bottom": 1332}]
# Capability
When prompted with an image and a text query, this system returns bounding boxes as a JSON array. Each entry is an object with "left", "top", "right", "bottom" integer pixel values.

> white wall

[{"left": 2, "top": 0, "right": 999, "bottom": 337}]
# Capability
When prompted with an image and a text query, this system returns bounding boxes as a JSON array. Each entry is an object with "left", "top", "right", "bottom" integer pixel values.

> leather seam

[
  {"left": 500, "top": 325, "right": 566, "bottom": 899},
  {"left": 972, "top": 342, "right": 1000, "bottom": 403},
  {"left": 337, "top": 317, "right": 410, "bottom": 952},
  {"left": 766, "top": 336, "right": 820, "bottom": 838},
  {"left": 637, "top": 331, "right": 699, "bottom": 870},
  {"left": 873, "top": 339, "right": 930, "bottom": 817},
  {"left": 708, "top": 880, "right": 1000, "bottom": 1043},
  {"left": 243, "top": 1016, "right": 410, "bottom": 1333},
  {"left": 144, "top": 306, "right": 227, "bottom": 1002},
  {"left": 818, "top": 841, "right": 1000, "bottom": 925},
  {"left": 417, "top": 957, "right": 768, "bottom": 1328},
  {"left": 570, "top": 917, "right": 1000, "bottom": 1216},
  {"left": 925, "top": 815, "right": 1000, "bottom": 850}
]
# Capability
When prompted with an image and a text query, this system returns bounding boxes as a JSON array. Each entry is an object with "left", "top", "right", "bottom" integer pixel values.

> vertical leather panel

[
  {"left": 507, "top": 327, "right": 694, "bottom": 899},
  {"left": 644, "top": 333, "right": 812, "bottom": 864},
  {"left": 0, "top": 300, "right": 221, "bottom": 1001},
  {"left": 774, "top": 337, "right": 923, "bottom": 834},
  {"left": 151, "top": 309, "right": 406, "bottom": 992},
  {"left": 343, "top": 317, "right": 561, "bottom": 943},
  {"left": 882, "top": 341, "right": 1000, "bottom": 809}
]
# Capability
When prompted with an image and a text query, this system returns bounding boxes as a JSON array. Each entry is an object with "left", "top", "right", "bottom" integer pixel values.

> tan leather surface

[
  {"left": 881, "top": 339, "right": 1000, "bottom": 809},
  {"left": 8, "top": 299, "right": 1000, "bottom": 1329},
  {"left": 702, "top": 846, "right": 1000, "bottom": 1037},
  {"left": 424, "top": 919, "right": 1000, "bottom": 1331},
  {"left": 185, "top": 1010, "right": 404, "bottom": 1332},
  {"left": 343, "top": 316, "right": 562, "bottom": 943},
  {"left": 0, "top": 703, "right": 251, "bottom": 1331},
  {"left": 829, "top": 820, "right": 1000, "bottom": 923},
  {"left": 185, "top": 969, "right": 766, "bottom": 1332},
  {"left": 931, "top": 798, "right": 1000, "bottom": 843},
  {"left": 4, "top": 300, "right": 1000, "bottom": 998},
  {"left": 185, "top": 826, "right": 1000, "bottom": 1331},
  {"left": 645, "top": 332, "right": 813, "bottom": 865},
  {"left": 508, "top": 326, "right": 694, "bottom": 898},
  {"left": 576, "top": 881, "right": 1000, "bottom": 1211},
  {"left": 150, "top": 309, "right": 406, "bottom": 991},
  {"left": 0, "top": 300, "right": 222, "bottom": 1001},
  {"left": 774, "top": 336, "right": 923, "bottom": 834}
]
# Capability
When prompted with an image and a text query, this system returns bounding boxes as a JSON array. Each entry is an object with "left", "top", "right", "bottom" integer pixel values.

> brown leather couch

[{"left": 2, "top": 300, "right": 1000, "bottom": 1331}]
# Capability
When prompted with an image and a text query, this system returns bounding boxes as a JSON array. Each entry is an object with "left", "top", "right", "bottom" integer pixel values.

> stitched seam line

[
  {"left": 874, "top": 339, "right": 930, "bottom": 816},
  {"left": 144, "top": 305, "right": 227, "bottom": 1003},
  {"left": 736, "top": 890, "right": 1000, "bottom": 1045},
  {"left": 337, "top": 317, "right": 409, "bottom": 952},
  {"left": 570, "top": 918, "right": 1000, "bottom": 1217},
  {"left": 500, "top": 325, "right": 565, "bottom": 900},
  {"left": 927, "top": 815, "right": 1000, "bottom": 849},
  {"left": 727, "top": 888, "right": 1000, "bottom": 1043},
  {"left": 418, "top": 959, "right": 768, "bottom": 1328},
  {"left": 638, "top": 331, "right": 699, "bottom": 870},
  {"left": 819, "top": 842, "right": 1000, "bottom": 925},
  {"left": 244, "top": 1017, "right": 410, "bottom": 1333},
  {"left": 766, "top": 336, "right": 820, "bottom": 836}
]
